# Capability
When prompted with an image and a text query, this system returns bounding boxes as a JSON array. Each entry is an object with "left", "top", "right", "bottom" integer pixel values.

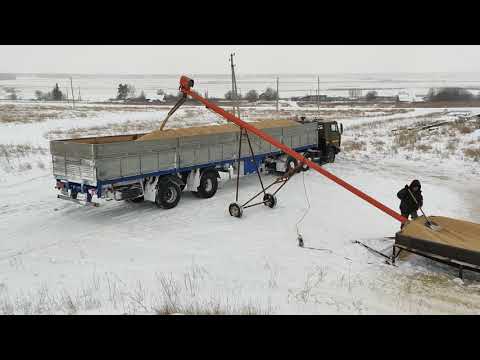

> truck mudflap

[{"left": 57, "top": 194, "right": 100, "bottom": 207}]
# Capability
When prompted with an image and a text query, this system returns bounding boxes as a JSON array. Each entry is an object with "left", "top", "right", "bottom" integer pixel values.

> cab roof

[{"left": 297, "top": 117, "right": 336, "bottom": 124}]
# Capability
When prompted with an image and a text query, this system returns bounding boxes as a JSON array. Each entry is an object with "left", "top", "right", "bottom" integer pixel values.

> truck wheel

[
  {"left": 301, "top": 152, "right": 313, "bottom": 172},
  {"left": 155, "top": 181, "right": 181, "bottom": 209},
  {"left": 326, "top": 148, "right": 336, "bottom": 163},
  {"left": 229, "top": 202, "right": 243, "bottom": 218},
  {"left": 285, "top": 156, "right": 298, "bottom": 173},
  {"left": 195, "top": 171, "right": 218, "bottom": 199},
  {"left": 71, "top": 190, "right": 78, "bottom": 199},
  {"left": 263, "top": 193, "right": 277, "bottom": 208}
]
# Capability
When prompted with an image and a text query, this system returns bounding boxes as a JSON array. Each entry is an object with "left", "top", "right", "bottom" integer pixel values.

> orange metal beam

[{"left": 179, "top": 76, "right": 407, "bottom": 224}]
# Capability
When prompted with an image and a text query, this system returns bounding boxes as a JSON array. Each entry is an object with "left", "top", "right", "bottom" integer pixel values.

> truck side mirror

[{"left": 340, "top": 123, "right": 343, "bottom": 134}]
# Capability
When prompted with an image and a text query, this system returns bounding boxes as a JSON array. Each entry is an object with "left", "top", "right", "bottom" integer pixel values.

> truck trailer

[{"left": 50, "top": 118, "right": 342, "bottom": 209}]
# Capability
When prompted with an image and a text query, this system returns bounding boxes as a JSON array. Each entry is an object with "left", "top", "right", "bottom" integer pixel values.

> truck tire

[
  {"left": 285, "top": 156, "right": 298, "bottom": 173},
  {"left": 130, "top": 196, "right": 144, "bottom": 203},
  {"left": 155, "top": 181, "right": 181, "bottom": 209},
  {"left": 194, "top": 170, "right": 218, "bottom": 199},
  {"left": 301, "top": 152, "right": 313, "bottom": 172},
  {"left": 326, "top": 148, "right": 336, "bottom": 163}
]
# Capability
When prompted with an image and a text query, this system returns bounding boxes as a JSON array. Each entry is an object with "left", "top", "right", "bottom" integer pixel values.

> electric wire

[{"left": 295, "top": 169, "right": 311, "bottom": 239}]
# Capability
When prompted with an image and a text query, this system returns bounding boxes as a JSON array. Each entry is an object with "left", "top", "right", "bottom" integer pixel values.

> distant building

[
  {"left": 291, "top": 95, "right": 328, "bottom": 102},
  {"left": 292, "top": 93, "right": 401, "bottom": 103},
  {"left": 398, "top": 91, "right": 413, "bottom": 102},
  {"left": 148, "top": 93, "right": 165, "bottom": 102},
  {"left": 371, "top": 95, "right": 399, "bottom": 102},
  {"left": 348, "top": 89, "right": 363, "bottom": 99},
  {"left": 0, "top": 74, "right": 16, "bottom": 81}
]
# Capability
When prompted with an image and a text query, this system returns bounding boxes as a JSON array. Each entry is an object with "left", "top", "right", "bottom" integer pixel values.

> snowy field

[{"left": 0, "top": 101, "right": 479, "bottom": 314}]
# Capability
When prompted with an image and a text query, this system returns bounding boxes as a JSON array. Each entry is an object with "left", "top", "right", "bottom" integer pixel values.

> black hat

[{"left": 410, "top": 179, "right": 421, "bottom": 188}]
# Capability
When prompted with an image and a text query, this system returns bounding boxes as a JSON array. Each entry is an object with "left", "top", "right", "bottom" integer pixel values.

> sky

[{"left": 1, "top": 45, "right": 480, "bottom": 75}]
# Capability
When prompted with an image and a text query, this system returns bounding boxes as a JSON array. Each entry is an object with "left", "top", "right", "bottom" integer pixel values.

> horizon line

[{"left": 2, "top": 71, "right": 480, "bottom": 76}]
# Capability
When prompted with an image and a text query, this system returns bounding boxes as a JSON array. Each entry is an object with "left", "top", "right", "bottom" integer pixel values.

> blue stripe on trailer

[{"left": 64, "top": 144, "right": 314, "bottom": 197}]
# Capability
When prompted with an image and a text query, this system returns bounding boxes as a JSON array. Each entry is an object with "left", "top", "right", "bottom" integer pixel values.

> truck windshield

[{"left": 330, "top": 123, "right": 338, "bottom": 132}]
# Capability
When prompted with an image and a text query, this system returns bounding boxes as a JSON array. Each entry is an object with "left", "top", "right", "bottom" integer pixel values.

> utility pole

[
  {"left": 276, "top": 77, "right": 279, "bottom": 113},
  {"left": 78, "top": 87, "right": 82, "bottom": 102},
  {"left": 70, "top": 77, "right": 75, "bottom": 109},
  {"left": 229, "top": 53, "right": 242, "bottom": 180},
  {"left": 317, "top": 76, "right": 320, "bottom": 112},
  {"left": 229, "top": 53, "right": 240, "bottom": 118}
]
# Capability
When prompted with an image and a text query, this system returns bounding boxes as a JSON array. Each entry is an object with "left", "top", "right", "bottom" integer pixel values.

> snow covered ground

[
  {"left": 0, "top": 102, "right": 479, "bottom": 314},
  {"left": 341, "top": 108, "right": 480, "bottom": 179}
]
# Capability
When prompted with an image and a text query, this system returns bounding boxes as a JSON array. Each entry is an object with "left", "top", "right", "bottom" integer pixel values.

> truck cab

[
  {"left": 297, "top": 116, "right": 342, "bottom": 163},
  {"left": 317, "top": 120, "right": 342, "bottom": 162}
]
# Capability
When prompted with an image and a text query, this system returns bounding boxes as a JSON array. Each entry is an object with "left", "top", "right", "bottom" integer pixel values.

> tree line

[
  {"left": 115, "top": 86, "right": 479, "bottom": 103},
  {"left": 116, "top": 84, "right": 146, "bottom": 101},
  {"left": 225, "top": 87, "right": 278, "bottom": 102},
  {"left": 425, "top": 87, "right": 479, "bottom": 102},
  {"left": 354, "top": 88, "right": 480, "bottom": 102},
  {"left": 29, "top": 83, "right": 480, "bottom": 103},
  {"left": 151, "top": 87, "right": 278, "bottom": 102},
  {"left": 35, "top": 83, "right": 65, "bottom": 101}
]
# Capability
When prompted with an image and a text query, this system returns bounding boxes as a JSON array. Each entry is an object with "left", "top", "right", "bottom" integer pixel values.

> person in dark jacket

[{"left": 397, "top": 179, "right": 423, "bottom": 228}]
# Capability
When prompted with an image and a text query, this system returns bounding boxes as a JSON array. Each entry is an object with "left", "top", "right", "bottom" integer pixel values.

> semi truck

[{"left": 50, "top": 117, "right": 342, "bottom": 209}]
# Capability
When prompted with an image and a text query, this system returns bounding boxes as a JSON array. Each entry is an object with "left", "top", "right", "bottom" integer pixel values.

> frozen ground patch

[
  {"left": 0, "top": 103, "right": 480, "bottom": 314},
  {"left": 1, "top": 159, "right": 479, "bottom": 314},
  {"left": 341, "top": 108, "right": 480, "bottom": 178}
]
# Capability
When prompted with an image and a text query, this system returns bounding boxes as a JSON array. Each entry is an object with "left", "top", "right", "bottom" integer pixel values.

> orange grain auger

[{"left": 178, "top": 76, "right": 407, "bottom": 224}]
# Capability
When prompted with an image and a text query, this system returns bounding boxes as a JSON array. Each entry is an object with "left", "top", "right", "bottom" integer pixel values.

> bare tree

[
  {"left": 138, "top": 90, "right": 146, "bottom": 101},
  {"left": 126, "top": 84, "right": 136, "bottom": 99},
  {"left": 365, "top": 91, "right": 378, "bottom": 101},
  {"left": 224, "top": 90, "right": 235, "bottom": 100},
  {"left": 427, "top": 87, "right": 473, "bottom": 101},
  {"left": 259, "top": 87, "right": 277, "bottom": 101},
  {"left": 4, "top": 87, "right": 20, "bottom": 100},
  {"left": 244, "top": 90, "right": 259, "bottom": 102}
]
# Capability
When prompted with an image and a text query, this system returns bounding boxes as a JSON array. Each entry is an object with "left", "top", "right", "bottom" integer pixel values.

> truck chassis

[{"left": 54, "top": 142, "right": 327, "bottom": 209}]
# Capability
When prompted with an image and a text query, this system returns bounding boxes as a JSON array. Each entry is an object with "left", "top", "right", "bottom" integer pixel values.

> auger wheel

[
  {"left": 229, "top": 202, "right": 243, "bottom": 218},
  {"left": 263, "top": 193, "right": 277, "bottom": 208}
]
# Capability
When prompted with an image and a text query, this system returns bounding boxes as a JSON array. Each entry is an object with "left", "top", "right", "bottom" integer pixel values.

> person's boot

[{"left": 298, "top": 234, "right": 304, "bottom": 247}]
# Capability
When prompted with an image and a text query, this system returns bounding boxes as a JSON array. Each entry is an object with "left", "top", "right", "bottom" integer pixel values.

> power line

[
  {"left": 70, "top": 77, "right": 75, "bottom": 109},
  {"left": 317, "top": 76, "right": 320, "bottom": 112},
  {"left": 229, "top": 53, "right": 241, "bottom": 118},
  {"left": 276, "top": 77, "right": 279, "bottom": 112}
]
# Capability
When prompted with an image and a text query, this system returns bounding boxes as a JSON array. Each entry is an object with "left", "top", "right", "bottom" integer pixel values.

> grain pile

[
  {"left": 399, "top": 216, "right": 480, "bottom": 252},
  {"left": 136, "top": 119, "right": 300, "bottom": 142}
]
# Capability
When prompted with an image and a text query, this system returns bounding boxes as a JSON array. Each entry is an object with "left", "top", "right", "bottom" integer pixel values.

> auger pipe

[{"left": 179, "top": 75, "right": 407, "bottom": 224}]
